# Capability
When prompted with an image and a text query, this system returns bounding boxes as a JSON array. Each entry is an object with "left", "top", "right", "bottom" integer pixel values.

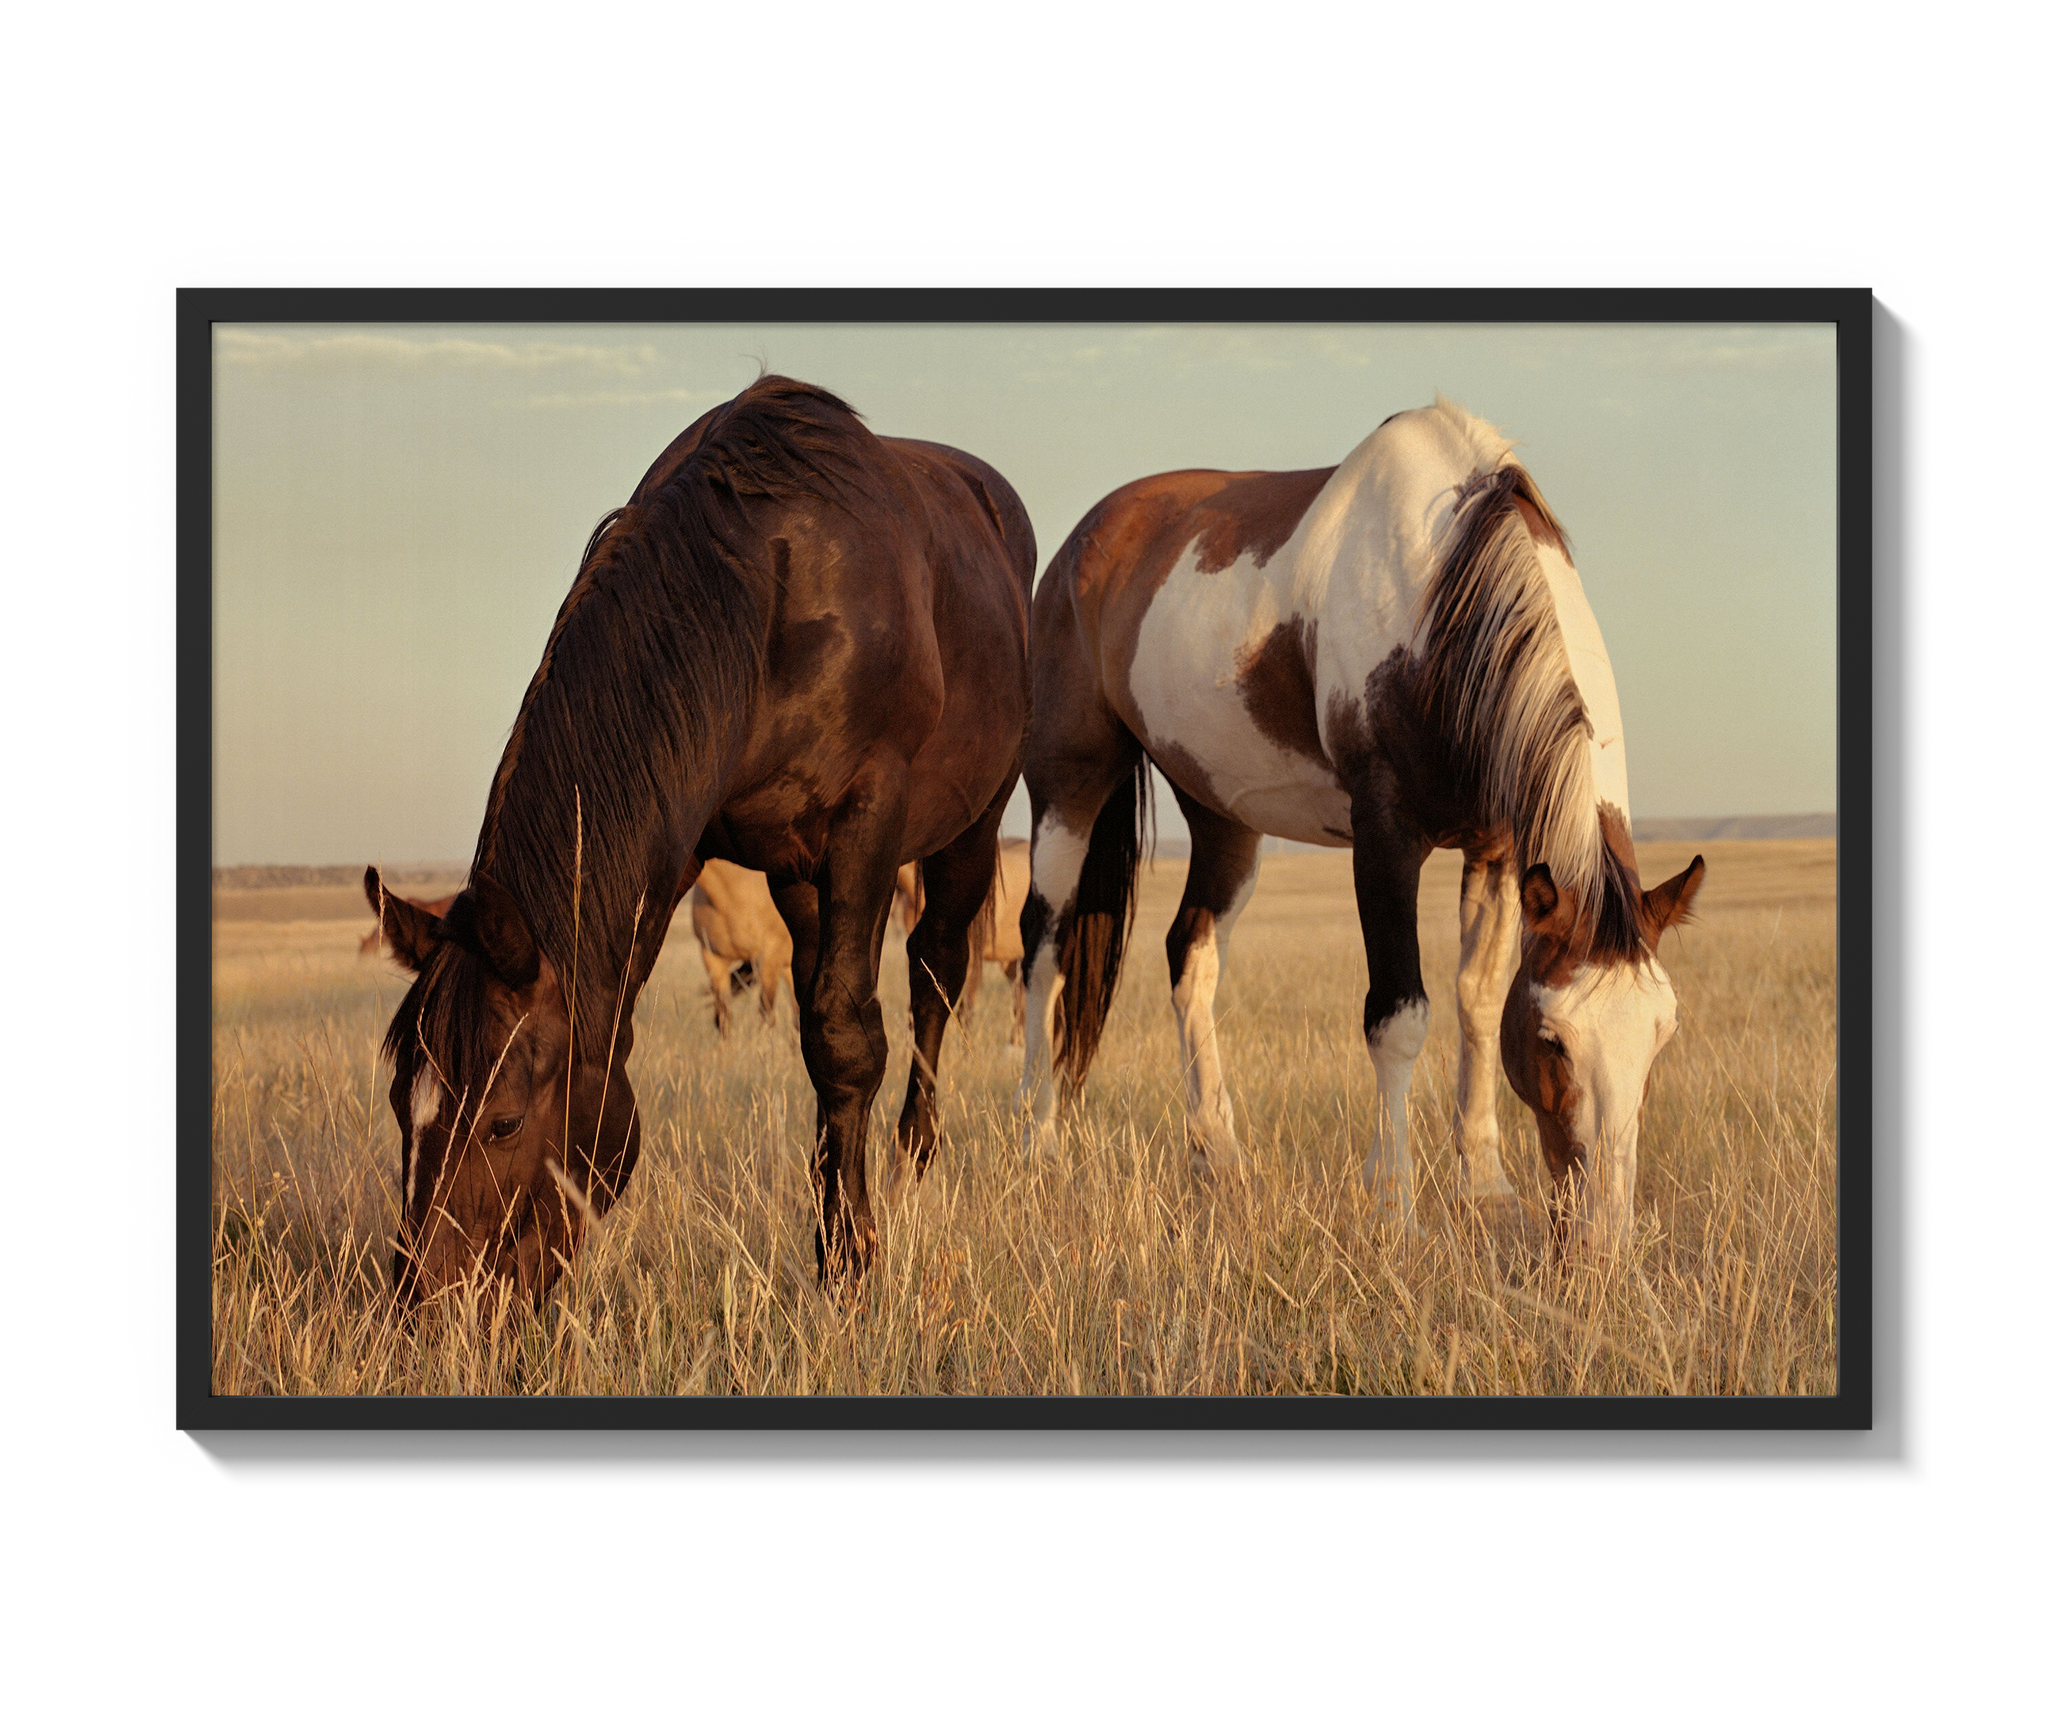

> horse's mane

[
  {"left": 381, "top": 933, "right": 499, "bottom": 1110},
  {"left": 1416, "top": 454, "right": 1649, "bottom": 962},
  {"left": 457, "top": 374, "right": 883, "bottom": 1052}
]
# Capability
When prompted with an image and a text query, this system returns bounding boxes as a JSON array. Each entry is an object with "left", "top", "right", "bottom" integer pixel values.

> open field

[{"left": 210, "top": 838, "right": 1837, "bottom": 1397}]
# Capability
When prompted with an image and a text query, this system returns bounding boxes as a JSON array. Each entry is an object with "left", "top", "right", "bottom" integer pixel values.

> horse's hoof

[
  {"left": 1020, "top": 1122, "right": 1062, "bottom": 1167},
  {"left": 1362, "top": 1178, "right": 1418, "bottom": 1236},
  {"left": 1464, "top": 1179, "right": 1515, "bottom": 1203},
  {"left": 888, "top": 1147, "right": 929, "bottom": 1200},
  {"left": 1190, "top": 1135, "right": 1246, "bottom": 1181}
]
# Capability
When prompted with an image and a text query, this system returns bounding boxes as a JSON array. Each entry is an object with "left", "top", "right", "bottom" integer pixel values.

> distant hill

[
  {"left": 1261, "top": 813, "right": 1835, "bottom": 857},
  {"left": 1630, "top": 814, "right": 1836, "bottom": 841},
  {"left": 213, "top": 863, "right": 468, "bottom": 891},
  {"left": 214, "top": 816, "right": 1836, "bottom": 890}
]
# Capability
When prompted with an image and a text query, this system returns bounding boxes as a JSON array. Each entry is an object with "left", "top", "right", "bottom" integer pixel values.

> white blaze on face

[
  {"left": 1534, "top": 957, "right": 1678, "bottom": 1245},
  {"left": 407, "top": 1067, "right": 444, "bottom": 1208}
]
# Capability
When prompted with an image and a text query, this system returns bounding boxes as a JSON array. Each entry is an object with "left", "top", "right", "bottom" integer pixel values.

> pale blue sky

[{"left": 212, "top": 321, "right": 1836, "bottom": 863}]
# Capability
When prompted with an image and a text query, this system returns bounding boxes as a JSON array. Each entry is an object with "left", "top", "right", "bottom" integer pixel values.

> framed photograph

[{"left": 182, "top": 289, "right": 1869, "bottom": 1428}]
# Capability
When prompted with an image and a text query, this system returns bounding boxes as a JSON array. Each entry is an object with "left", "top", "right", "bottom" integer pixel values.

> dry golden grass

[{"left": 210, "top": 839, "right": 1837, "bottom": 1397}]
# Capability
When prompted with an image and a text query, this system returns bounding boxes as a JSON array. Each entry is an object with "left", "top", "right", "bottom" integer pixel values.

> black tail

[{"left": 1054, "top": 759, "right": 1153, "bottom": 1089}]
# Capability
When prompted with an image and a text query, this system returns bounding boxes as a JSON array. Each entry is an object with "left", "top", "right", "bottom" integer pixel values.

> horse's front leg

[
  {"left": 894, "top": 791, "right": 1007, "bottom": 1186},
  {"left": 1165, "top": 792, "right": 1263, "bottom": 1178},
  {"left": 1454, "top": 848, "right": 1519, "bottom": 1206},
  {"left": 783, "top": 792, "right": 905, "bottom": 1289},
  {"left": 1349, "top": 776, "right": 1432, "bottom": 1231}
]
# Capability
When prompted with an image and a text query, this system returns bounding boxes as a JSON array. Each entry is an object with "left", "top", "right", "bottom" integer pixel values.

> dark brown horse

[{"left": 367, "top": 376, "right": 1033, "bottom": 1303}]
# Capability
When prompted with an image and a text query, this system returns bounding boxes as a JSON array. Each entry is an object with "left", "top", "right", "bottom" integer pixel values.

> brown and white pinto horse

[
  {"left": 689, "top": 858, "right": 793, "bottom": 1033},
  {"left": 367, "top": 376, "right": 1032, "bottom": 1303},
  {"left": 1019, "top": 399, "right": 1704, "bottom": 1257}
]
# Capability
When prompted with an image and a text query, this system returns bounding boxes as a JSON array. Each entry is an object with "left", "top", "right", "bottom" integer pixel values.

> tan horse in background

[
  {"left": 897, "top": 838, "right": 1029, "bottom": 1041},
  {"left": 691, "top": 860, "right": 793, "bottom": 1034}
]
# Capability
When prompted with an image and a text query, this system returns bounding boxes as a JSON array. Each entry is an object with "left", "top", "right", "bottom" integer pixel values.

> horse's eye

[
  {"left": 487, "top": 1115, "right": 524, "bottom": 1143},
  {"left": 1537, "top": 1027, "right": 1563, "bottom": 1051}
]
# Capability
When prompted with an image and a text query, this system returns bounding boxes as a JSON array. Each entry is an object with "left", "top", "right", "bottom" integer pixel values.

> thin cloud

[
  {"left": 1580, "top": 325, "right": 1836, "bottom": 372},
  {"left": 524, "top": 386, "right": 726, "bottom": 410},
  {"left": 998, "top": 324, "right": 1375, "bottom": 384},
  {"left": 215, "top": 327, "right": 661, "bottom": 376}
]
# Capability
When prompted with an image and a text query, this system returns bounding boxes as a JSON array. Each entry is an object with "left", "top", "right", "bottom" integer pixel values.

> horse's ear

[
  {"left": 1643, "top": 854, "right": 1706, "bottom": 949},
  {"left": 447, "top": 873, "right": 542, "bottom": 990},
  {"left": 364, "top": 866, "right": 444, "bottom": 972},
  {"left": 1520, "top": 863, "right": 1577, "bottom": 939}
]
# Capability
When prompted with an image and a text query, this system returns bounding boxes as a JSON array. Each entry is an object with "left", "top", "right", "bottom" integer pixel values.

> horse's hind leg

[
  {"left": 894, "top": 793, "right": 1006, "bottom": 1187},
  {"left": 1454, "top": 846, "right": 1518, "bottom": 1206},
  {"left": 701, "top": 947, "right": 735, "bottom": 1035},
  {"left": 1018, "top": 584, "right": 1149, "bottom": 1163},
  {"left": 1018, "top": 725, "right": 1143, "bottom": 1161},
  {"left": 1165, "top": 790, "right": 1263, "bottom": 1178}
]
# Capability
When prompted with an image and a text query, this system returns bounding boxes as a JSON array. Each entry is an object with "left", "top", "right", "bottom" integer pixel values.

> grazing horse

[
  {"left": 367, "top": 375, "right": 1033, "bottom": 1303},
  {"left": 895, "top": 838, "right": 1030, "bottom": 1040},
  {"left": 359, "top": 892, "right": 457, "bottom": 958},
  {"left": 690, "top": 859, "right": 793, "bottom": 1033},
  {"left": 1018, "top": 399, "right": 1704, "bottom": 1257}
]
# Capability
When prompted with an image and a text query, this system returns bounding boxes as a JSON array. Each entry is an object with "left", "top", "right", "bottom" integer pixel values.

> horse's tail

[{"left": 1055, "top": 757, "right": 1153, "bottom": 1090}]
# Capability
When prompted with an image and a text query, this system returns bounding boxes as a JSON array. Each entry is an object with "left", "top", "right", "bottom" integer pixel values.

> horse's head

[
  {"left": 1500, "top": 854, "right": 1705, "bottom": 1259},
  {"left": 365, "top": 867, "right": 640, "bottom": 1308}
]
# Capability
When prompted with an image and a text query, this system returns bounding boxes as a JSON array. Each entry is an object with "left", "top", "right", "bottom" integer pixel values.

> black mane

[{"left": 462, "top": 374, "right": 883, "bottom": 1054}]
